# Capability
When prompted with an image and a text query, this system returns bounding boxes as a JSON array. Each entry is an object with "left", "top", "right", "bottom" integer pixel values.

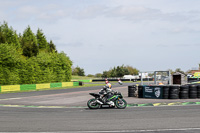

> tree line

[
  {"left": 79, "top": 65, "right": 139, "bottom": 78},
  {"left": 0, "top": 22, "right": 72, "bottom": 85}
]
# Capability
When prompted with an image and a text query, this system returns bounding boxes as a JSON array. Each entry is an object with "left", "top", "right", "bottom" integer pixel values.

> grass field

[{"left": 71, "top": 75, "right": 94, "bottom": 80}]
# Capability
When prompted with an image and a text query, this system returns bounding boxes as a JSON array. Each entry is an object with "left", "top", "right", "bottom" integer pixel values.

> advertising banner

[{"left": 143, "top": 86, "right": 163, "bottom": 99}]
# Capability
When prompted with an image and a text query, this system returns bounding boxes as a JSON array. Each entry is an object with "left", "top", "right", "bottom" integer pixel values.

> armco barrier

[
  {"left": 62, "top": 82, "right": 74, "bottom": 87},
  {"left": 1, "top": 85, "right": 20, "bottom": 92},
  {"left": 50, "top": 82, "right": 62, "bottom": 88},
  {"left": 0, "top": 82, "right": 80, "bottom": 93},
  {"left": 73, "top": 82, "right": 79, "bottom": 86},
  {"left": 36, "top": 83, "right": 50, "bottom": 90},
  {"left": 20, "top": 84, "right": 36, "bottom": 91}
]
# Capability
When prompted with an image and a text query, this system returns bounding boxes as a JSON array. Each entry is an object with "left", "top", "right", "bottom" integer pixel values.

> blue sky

[{"left": 0, "top": 0, "right": 200, "bottom": 74}]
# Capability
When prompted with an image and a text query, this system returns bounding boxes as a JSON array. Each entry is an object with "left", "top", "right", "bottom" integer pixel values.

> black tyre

[
  {"left": 115, "top": 98, "right": 127, "bottom": 109},
  {"left": 138, "top": 85, "right": 143, "bottom": 98},
  {"left": 163, "top": 86, "right": 169, "bottom": 91},
  {"left": 163, "top": 91, "right": 169, "bottom": 95},
  {"left": 169, "top": 89, "right": 179, "bottom": 95},
  {"left": 197, "top": 91, "right": 200, "bottom": 98},
  {"left": 128, "top": 86, "right": 136, "bottom": 93},
  {"left": 189, "top": 90, "right": 197, "bottom": 99},
  {"left": 87, "top": 98, "right": 100, "bottom": 109},
  {"left": 128, "top": 93, "right": 135, "bottom": 97},
  {"left": 197, "top": 85, "right": 200, "bottom": 91},
  {"left": 163, "top": 86, "right": 169, "bottom": 95},
  {"left": 170, "top": 85, "right": 180, "bottom": 89},
  {"left": 169, "top": 94, "right": 179, "bottom": 99},
  {"left": 189, "top": 94, "right": 197, "bottom": 99},
  {"left": 179, "top": 93, "right": 189, "bottom": 99},
  {"left": 179, "top": 86, "right": 189, "bottom": 99},
  {"left": 79, "top": 81, "right": 84, "bottom": 86},
  {"left": 180, "top": 85, "right": 189, "bottom": 91},
  {"left": 169, "top": 86, "right": 180, "bottom": 95},
  {"left": 163, "top": 94, "right": 169, "bottom": 99},
  {"left": 179, "top": 96, "right": 189, "bottom": 99},
  {"left": 189, "top": 85, "right": 197, "bottom": 91}
]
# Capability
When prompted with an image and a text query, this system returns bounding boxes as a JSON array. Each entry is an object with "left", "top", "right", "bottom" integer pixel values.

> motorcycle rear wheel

[
  {"left": 115, "top": 98, "right": 127, "bottom": 109},
  {"left": 87, "top": 98, "right": 100, "bottom": 109}
]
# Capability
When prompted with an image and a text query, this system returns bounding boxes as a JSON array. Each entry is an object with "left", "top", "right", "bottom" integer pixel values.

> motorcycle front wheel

[
  {"left": 87, "top": 98, "right": 100, "bottom": 109},
  {"left": 115, "top": 98, "right": 127, "bottom": 109}
]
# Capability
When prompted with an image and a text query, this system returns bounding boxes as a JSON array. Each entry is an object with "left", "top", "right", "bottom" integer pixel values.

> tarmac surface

[
  {"left": 0, "top": 83, "right": 199, "bottom": 107},
  {"left": 0, "top": 83, "right": 200, "bottom": 132}
]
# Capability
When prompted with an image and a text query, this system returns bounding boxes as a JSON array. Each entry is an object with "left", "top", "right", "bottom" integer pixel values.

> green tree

[
  {"left": 21, "top": 26, "right": 39, "bottom": 57},
  {"left": 102, "top": 70, "right": 111, "bottom": 78},
  {"left": 36, "top": 28, "right": 48, "bottom": 50},
  {"left": 72, "top": 66, "right": 85, "bottom": 76},
  {"left": 95, "top": 73, "right": 102, "bottom": 78},
  {"left": 110, "top": 67, "right": 117, "bottom": 77},
  {"left": 0, "top": 44, "right": 22, "bottom": 85},
  {"left": 0, "top": 22, "right": 20, "bottom": 48},
  {"left": 87, "top": 74, "right": 94, "bottom": 77},
  {"left": 48, "top": 40, "right": 57, "bottom": 53},
  {"left": 125, "top": 65, "right": 139, "bottom": 75},
  {"left": 0, "top": 22, "right": 73, "bottom": 85}
]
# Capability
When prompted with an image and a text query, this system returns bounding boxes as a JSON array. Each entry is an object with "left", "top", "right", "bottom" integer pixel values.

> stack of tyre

[
  {"left": 179, "top": 84, "right": 200, "bottom": 99},
  {"left": 179, "top": 85, "right": 189, "bottom": 99},
  {"left": 162, "top": 86, "right": 170, "bottom": 99},
  {"left": 198, "top": 85, "right": 200, "bottom": 98},
  {"left": 128, "top": 85, "right": 137, "bottom": 97},
  {"left": 169, "top": 85, "right": 179, "bottom": 99},
  {"left": 138, "top": 85, "right": 143, "bottom": 98},
  {"left": 188, "top": 85, "right": 198, "bottom": 99}
]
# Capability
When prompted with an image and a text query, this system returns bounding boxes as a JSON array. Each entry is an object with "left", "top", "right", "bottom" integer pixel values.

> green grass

[{"left": 72, "top": 75, "right": 94, "bottom": 80}]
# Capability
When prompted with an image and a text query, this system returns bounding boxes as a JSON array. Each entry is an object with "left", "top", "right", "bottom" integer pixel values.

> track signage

[{"left": 143, "top": 86, "right": 163, "bottom": 99}]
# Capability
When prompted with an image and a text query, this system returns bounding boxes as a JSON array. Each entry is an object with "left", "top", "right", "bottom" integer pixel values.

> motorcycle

[{"left": 87, "top": 91, "right": 127, "bottom": 109}]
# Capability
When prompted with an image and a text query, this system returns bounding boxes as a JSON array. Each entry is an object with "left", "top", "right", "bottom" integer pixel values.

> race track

[
  {"left": 0, "top": 105, "right": 200, "bottom": 132},
  {"left": 0, "top": 83, "right": 200, "bottom": 132}
]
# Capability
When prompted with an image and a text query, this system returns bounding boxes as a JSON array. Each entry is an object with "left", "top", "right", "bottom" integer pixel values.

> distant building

[
  {"left": 190, "top": 66, "right": 200, "bottom": 75},
  {"left": 123, "top": 75, "right": 139, "bottom": 79},
  {"left": 172, "top": 72, "right": 187, "bottom": 85}
]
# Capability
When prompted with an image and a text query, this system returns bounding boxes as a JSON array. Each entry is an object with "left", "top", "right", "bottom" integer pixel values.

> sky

[{"left": 0, "top": 0, "right": 200, "bottom": 75}]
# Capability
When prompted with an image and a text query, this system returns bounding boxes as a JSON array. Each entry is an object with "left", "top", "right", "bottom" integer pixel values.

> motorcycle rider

[{"left": 98, "top": 80, "right": 115, "bottom": 106}]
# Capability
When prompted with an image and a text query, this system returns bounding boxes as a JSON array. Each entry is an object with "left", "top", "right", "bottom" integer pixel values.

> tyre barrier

[
  {"left": 79, "top": 81, "right": 84, "bottom": 86},
  {"left": 128, "top": 85, "right": 137, "bottom": 97},
  {"left": 169, "top": 85, "right": 179, "bottom": 99},
  {"left": 129, "top": 84, "right": 200, "bottom": 99},
  {"left": 189, "top": 84, "right": 197, "bottom": 99},
  {"left": 198, "top": 85, "right": 200, "bottom": 98},
  {"left": 163, "top": 86, "right": 169, "bottom": 99},
  {"left": 138, "top": 85, "right": 143, "bottom": 98},
  {"left": 179, "top": 85, "right": 189, "bottom": 99}
]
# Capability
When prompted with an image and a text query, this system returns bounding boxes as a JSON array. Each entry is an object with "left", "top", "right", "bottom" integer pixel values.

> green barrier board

[
  {"left": 50, "top": 82, "right": 62, "bottom": 88},
  {"left": 73, "top": 82, "right": 79, "bottom": 86},
  {"left": 20, "top": 84, "right": 36, "bottom": 91},
  {"left": 0, "top": 86, "right": 1, "bottom": 92}
]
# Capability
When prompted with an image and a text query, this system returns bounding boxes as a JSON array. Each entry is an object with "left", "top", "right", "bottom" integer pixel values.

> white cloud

[{"left": 73, "top": 5, "right": 107, "bottom": 19}]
